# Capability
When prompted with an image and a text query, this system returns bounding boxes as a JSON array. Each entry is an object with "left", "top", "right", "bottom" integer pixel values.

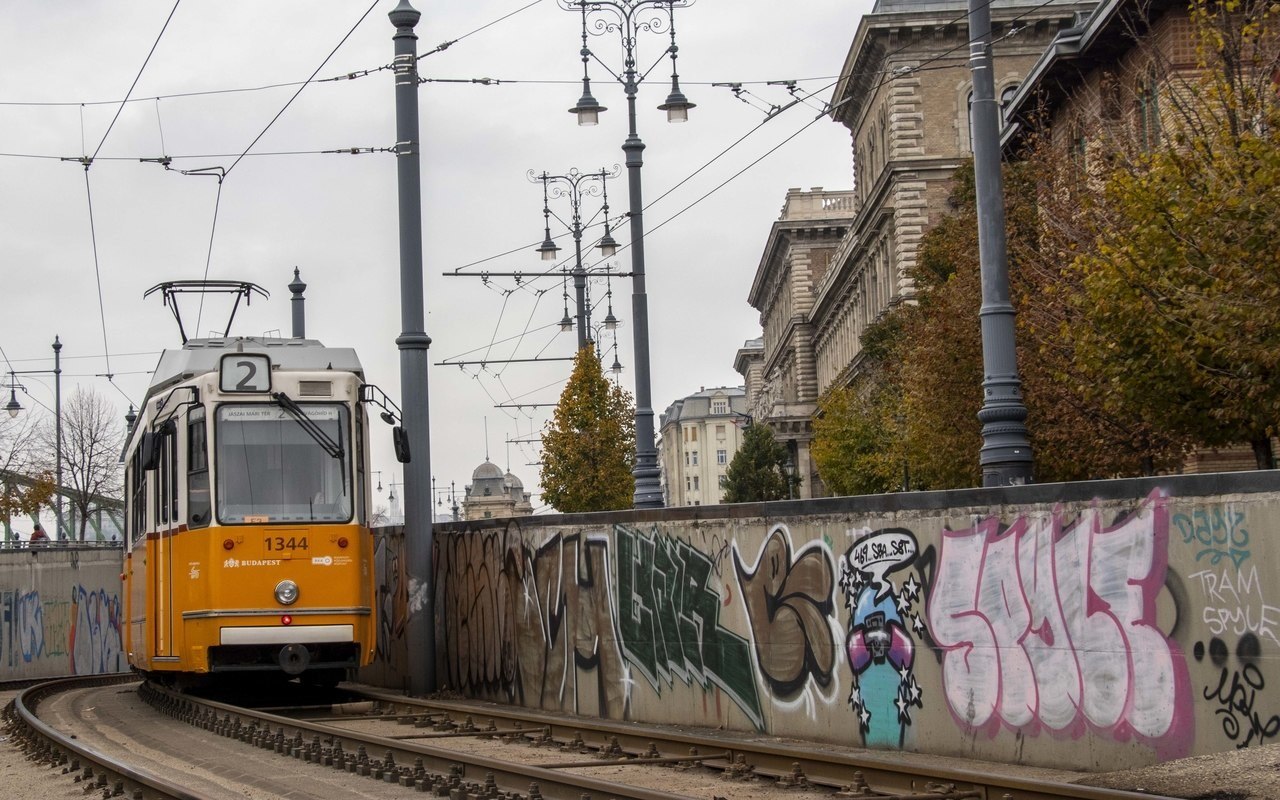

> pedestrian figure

[{"left": 30, "top": 523, "right": 49, "bottom": 545}]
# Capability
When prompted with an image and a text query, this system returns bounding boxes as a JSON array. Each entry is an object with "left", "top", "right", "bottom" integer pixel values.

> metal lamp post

[
  {"left": 967, "top": 0, "right": 1034, "bottom": 485},
  {"left": 530, "top": 166, "right": 621, "bottom": 351},
  {"left": 560, "top": 0, "right": 695, "bottom": 509},
  {"left": 4, "top": 337, "right": 63, "bottom": 539},
  {"left": 389, "top": 0, "right": 435, "bottom": 695},
  {"left": 585, "top": 321, "right": 625, "bottom": 380}
]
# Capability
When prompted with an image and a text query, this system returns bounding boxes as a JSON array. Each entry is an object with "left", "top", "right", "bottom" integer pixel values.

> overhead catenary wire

[
  {"left": 448, "top": 0, "right": 1079, "bottom": 436},
  {"left": 90, "top": 0, "right": 182, "bottom": 162},
  {"left": 71, "top": 1, "right": 182, "bottom": 402},
  {"left": 15, "top": 0, "right": 1085, "bottom": 488},
  {"left": 224, "top": 0, "right": 380, "bottom": 178}
]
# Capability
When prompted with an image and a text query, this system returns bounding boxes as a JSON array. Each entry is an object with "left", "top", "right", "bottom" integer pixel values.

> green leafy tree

[
  {"left": 1067, "top": 0, "right": 1280, "bottom": 468},
  {"left": 811, "top": 317, "right": 906, "bottom": 495},
  {"left": 539, "top": 347, "right": 635, "bottom": 512},
  {"left": 905, "top": 159, "right": 1185, "bottom": 485},
  {"left": 722, "top": 423, "right": 797, "bottom": 503}
]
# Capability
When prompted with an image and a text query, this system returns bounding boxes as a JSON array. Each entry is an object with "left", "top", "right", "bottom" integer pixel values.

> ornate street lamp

[
  {"left": 530, "top": 166, "right": 621, "bottom": 350},
  {"left": 559, "top": 0, "right": 695, "bottom": 509}
]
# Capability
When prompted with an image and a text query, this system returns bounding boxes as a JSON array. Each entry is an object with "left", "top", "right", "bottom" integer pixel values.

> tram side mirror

[
  {"left": 140, "top": 432, "right": 160, "bottom": 471},
  {"left": 393, "top": 426, "right": 411, "bottom": 464}
]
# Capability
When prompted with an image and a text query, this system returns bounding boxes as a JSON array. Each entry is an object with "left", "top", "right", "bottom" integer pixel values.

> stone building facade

[
  {"left": 739, "top": 0, "right": 1089, "bottom": 498},
  {"left": 462, "top": 460, "right": 533, "bottom": 520},
  {"left": 658, "top": 386, "right": 749, "bottom": 506}
]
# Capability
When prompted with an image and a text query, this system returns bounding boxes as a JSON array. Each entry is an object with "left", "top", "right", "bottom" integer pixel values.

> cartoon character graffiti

[{"left": 840, "top": 528, "right": 925, "bottom": 747}]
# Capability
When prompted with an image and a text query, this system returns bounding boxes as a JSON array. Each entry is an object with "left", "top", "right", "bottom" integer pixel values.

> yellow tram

[{"left": 122, "top": 333, "right": 384, "bottom": 687}]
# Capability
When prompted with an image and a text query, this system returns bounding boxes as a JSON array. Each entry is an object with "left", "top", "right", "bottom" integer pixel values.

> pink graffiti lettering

[{"left": 928, "top": 490, "right": 1190, "bottom": 756}]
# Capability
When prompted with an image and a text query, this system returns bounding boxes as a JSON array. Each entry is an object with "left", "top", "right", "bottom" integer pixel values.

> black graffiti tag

[{"left": 1205, "top": 664, "right": 1280, "bottom": 748}]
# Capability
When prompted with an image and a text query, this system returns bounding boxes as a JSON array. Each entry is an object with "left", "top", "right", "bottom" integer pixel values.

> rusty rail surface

[
  {"left": 144, "top": 681, "right": 701, "bottom": 800},
  {"left": 4, "top": 674, "right": 201, "bottom": 800},
  {"left": 344, "top": 686, "right": 1183, "bottom": 800}
]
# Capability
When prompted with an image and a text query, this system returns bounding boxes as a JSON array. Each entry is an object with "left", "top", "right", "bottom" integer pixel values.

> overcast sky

[{"left": 0, "top": 0, "right": 869, "bottom": 515}]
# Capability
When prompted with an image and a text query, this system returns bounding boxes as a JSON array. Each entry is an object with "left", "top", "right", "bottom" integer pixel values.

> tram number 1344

[{"left": 265, "top": 536, "right": 310, "bottom": 551}]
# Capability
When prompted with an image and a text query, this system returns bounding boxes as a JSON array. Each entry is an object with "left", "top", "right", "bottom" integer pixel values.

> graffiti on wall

[
  {"left": 734, "top": 525, "right": 838, "bottom": 716},
  {"left": 1, "top": 590, "right": 44, "bottom": 665},
  {"left": 435, "top": 525, "right": 627, "bottom": 718},
  {"left": 1196, "top": 634, "right": 1280, "bottom": 748},
  {"left": 928, "top": 489, "right": 1192, "bottom": 757},
  {"left": 617, "top": 524, "right": 763, "bottom": 727},
  {"left": 1, "top": 586, "right": 122, "bottom": 674},
  {"left": 1187, "top": 564, "right": 1280, "bottom": 649},
  {"left": 70, "top": 585, "right": 123, "bottom": 674},
  {"left": 839, "top": 528, "right": 927, "bottom": 747},
  {"left": 1174, "top": 507, "right": 1250, "bottom": 568},
  {"left": 373, "top": 533, "right": 410, "bottom": 678}
]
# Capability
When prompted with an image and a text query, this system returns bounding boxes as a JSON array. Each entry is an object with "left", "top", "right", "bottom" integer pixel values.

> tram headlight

[{"left": 274, "top": 579, "right": 300, "bottom": 606}]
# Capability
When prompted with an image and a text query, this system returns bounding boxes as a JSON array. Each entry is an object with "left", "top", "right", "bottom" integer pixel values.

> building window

[
  {"left": 686, "top": 477, "right": 691, "bottom": 491},
  {"left": 712, "top": 399, "right": 727, "bottom": 414},
  {"left": 965, "top": 84, "right": 1020, "bottom": 152},
  {"left": 691, "top": 451, "right": 699, "bottom": 466},
  {"left": 719, "top": 474, "right": 728, "bottom": 489},
  {"left": 693, "top": 476, "right": 700, "bottom": 491},
  {"left": 1137, "top": 69, "right": 1161, "bottom": 151},
  {"left": 716, "top": 424, "right": 726, "bottom": 438},
  {"left": 685, "top": 451, "right": 690, "bottom": 466},
  {"left": 690, "top": 427, "right": 698, "bottom": 442},
  {"left": 717, "top": 449, "right": 727, "bottom": 465}
]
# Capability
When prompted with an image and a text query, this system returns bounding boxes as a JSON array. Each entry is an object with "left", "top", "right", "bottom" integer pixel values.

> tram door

[{"left": 153, "top": 426, "right": 178, "bottom": 659}]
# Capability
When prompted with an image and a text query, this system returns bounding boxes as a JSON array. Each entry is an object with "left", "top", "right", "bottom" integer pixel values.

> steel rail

[
  {"left": 6, "top": 674, "right": 201, "bottom": 800},
  {"left": 145, "top": 681, "right": 697, "bottom": 800},
  {"left": 347, "top": 687, "right": 1182, "bottom": 800}
]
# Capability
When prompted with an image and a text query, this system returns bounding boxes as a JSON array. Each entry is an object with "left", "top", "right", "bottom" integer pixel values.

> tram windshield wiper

[
  {"left": 272, "top": 392, "right": 347, "bottom": 498},
  {"left": 271, "top": 393, "right": 344, "bottom": 461}
]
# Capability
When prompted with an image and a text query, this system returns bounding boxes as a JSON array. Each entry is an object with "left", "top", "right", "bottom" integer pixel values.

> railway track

[
  {"left": 5, "top": 677, "right": 1185, "bottom": 800},
  {"left": 307, "top": 687, "right": 1186, "bottom": 800},
  {"left": 3, "top": 674, "right": 201, "bottom": 799}
]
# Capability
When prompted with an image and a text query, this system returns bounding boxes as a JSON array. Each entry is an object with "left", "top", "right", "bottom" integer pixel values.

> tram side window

[
  {"left": 157, "top": 427, "right": 169, "bottom": 526},
  {"left": 168, "top": 427, "right": 179, "bottom": 523},
  {"left": 153, "top": 421, "right": 178, "bottom": 527},
  {"left": 188, "top": 410, "right": 211, "bottom": 528},
  {"left": 130, "top": 449, "right": 146, "bottom": 543},
  {"left": 355, "top": 405, "right": 366, "bottom": 526}
]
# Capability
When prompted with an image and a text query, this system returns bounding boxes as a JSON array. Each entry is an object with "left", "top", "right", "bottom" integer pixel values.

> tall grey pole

[
  {"left": 572, "top": 221, "right": 587, "bottom": 351},
  {"left": 390, "top": 0, "right": 435, "bottom": 694},
  {"left": 968, "top": 0, "right": 1033, "bottom": 485},
  {"left": 53, "top": 336, "right": 63, "bottom": 540},
  {"left": 622, "top": 88, "right": 663, "bottom": 508},
  {"left": 289, "top": 268, "right": 306, "bottom": 338}
]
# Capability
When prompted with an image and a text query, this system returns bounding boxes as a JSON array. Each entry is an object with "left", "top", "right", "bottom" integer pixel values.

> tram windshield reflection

[{"left": 215, "top": 403, "right": 352, "bottom": 523}]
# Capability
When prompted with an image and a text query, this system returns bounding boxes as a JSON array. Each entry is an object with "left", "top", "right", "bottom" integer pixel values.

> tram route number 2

[{"left": 265, "top": 536, "right": 309, "bottom": 552}]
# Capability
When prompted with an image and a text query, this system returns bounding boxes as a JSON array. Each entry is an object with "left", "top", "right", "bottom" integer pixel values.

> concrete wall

[
  {"left": 385, "top": 471, "right": 1280, "bottom": 771},
  {"left": 0, "top": 544, "right": 126, "bottom": 679}
]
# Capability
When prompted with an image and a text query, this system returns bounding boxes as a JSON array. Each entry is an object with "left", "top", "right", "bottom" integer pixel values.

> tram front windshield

[{"left": 216, "top": 403, "right": 351, "bottom": 523}]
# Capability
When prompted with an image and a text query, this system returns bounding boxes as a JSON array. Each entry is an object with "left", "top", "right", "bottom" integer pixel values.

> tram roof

[{"left": 147, "top": 337, "right": 364, "bottom": 395}]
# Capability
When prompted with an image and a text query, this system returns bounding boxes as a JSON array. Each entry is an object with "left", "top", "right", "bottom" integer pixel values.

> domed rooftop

[
  {"left": 504, "top": 471, "right": 524, "bottom": 490},
  {"left": 471, "top": 460, "right": 503, "bottom": 480}
]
